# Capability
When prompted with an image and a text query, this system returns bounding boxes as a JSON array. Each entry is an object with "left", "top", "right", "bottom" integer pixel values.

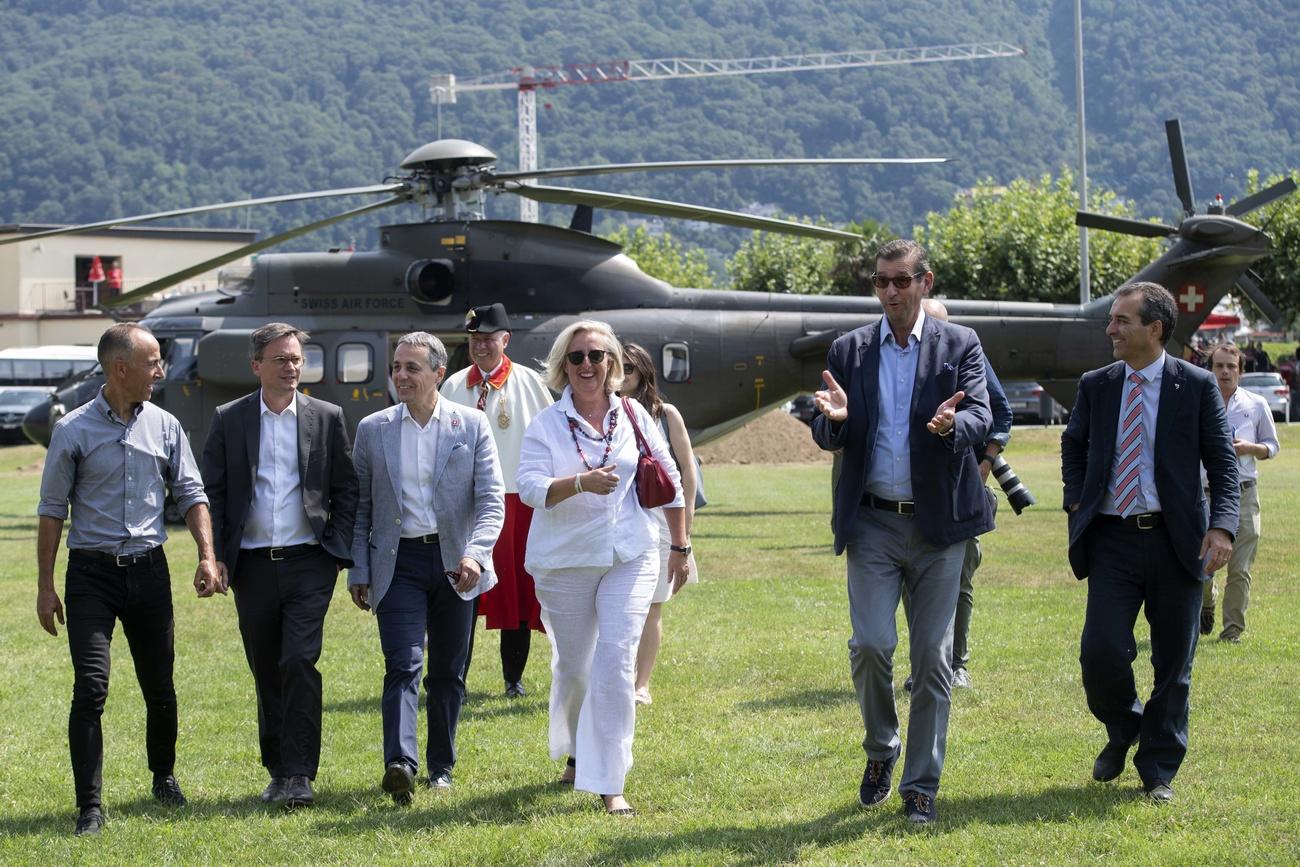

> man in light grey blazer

[{"left": 348, "top": 332, "right": 504, "bottom": 805}]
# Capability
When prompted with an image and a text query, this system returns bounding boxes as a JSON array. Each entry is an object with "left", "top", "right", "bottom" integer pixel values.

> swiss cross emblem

[{"left": 1177, "top": 283, "right": 1206, "bottom": 313}]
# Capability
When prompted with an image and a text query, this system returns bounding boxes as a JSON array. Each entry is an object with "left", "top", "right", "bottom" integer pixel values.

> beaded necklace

[{"left": 566, "top": 405, "right": 620, "bottom": 470}]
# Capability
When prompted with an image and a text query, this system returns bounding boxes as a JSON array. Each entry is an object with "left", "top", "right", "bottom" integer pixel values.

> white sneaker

[{"left": 633, "top": 687, "right": 652, "bottom": 705}]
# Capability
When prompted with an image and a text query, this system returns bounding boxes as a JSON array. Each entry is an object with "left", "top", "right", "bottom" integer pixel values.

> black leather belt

[
  {"left": 401, "top": 533, "right": 440, "bottom": 544},
  {"left": 1096, "top": 512, "right": 1162, "bottom": 530},
  {"left": 864, "top": 494, "right": 915, "bottom": 516},
  {"left": 71, "top": 546, "right": 165, "bottom": 569},
  {"left": 244, "top": 543, "right": 322, "bottom": 562}
]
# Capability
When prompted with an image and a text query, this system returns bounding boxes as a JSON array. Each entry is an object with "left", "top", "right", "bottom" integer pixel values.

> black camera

[{"left": 991, "top": 455, "right": 1035, "bottom": 515}]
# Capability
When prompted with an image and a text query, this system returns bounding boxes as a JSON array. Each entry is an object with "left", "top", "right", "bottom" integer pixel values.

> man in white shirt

[
  {"left": 1200, "top": 342, "right": 1280, "bottom": 643},
  {"left": 440, "top": 304, "right": 553, "bottom": 697},
  {"left": 202, "top": 323, "right": 359, "bottom": 810}
]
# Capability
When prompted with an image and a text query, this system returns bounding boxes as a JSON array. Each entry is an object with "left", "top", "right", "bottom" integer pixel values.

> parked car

[
  {"left": 1238, "top": 372, "right": 1291, "bottom": 422},
  {"left": 0, "top": 386, "right": 55, "bottom": 443},
  {"left": 784, "top": 394, "right": 818, "bottom": 426},
  {"left": 1002, "top": 381, "right": 1065, "bottom": 425}
]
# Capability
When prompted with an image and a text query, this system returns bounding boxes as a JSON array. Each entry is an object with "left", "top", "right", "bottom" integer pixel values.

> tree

[
  {"left": 917, "top": 170, "right": 1163, "bottom": 302},
  {"left": 726, "top": 219, "right": 894, "bottom": 294},
  {"left": 1237, "top": 169, "right": 1300, "bottom": 328},
  {"left": 603, "top": 226, "right": 715, "bottom": 288}
]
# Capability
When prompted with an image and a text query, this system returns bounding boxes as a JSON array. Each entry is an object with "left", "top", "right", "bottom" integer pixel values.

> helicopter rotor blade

[
  {"left": 489, "top": 156, "right": 949, "bottom": 183},
  {"left": 1225, "top": 177, "right": 1298, "bottom": 217},
  {"left": 1234, "top": 270, "right": 1284, "bottom": 324},
  {"left": 1166, "top": 119, "right": 1196, "bottom": 217},
  {"left": 0, "top": 183, "right": 410, "bottom": 247},
  {"left": 1075, "top": 211, "right": 1178, "bottom": 238},
  {"left": 509, "top": 183, "right": 863, "bottom": 242},
  {"left": 99, "top": 195, "right": 406, "bottom": 310}
]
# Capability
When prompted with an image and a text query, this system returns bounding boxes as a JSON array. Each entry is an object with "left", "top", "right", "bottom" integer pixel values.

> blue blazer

[
  {"left": 348, "top": 399, "right": 505, "bottom": 610},
  {"left": 1060, "top": 355, "right": 1239, "bottom": 580},
  {"left": 812, "top": 315, "right": 995, "bottom": 553}
]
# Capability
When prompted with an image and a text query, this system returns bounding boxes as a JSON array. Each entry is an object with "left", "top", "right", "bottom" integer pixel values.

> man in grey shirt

[{"left": 36, "top": 323, "right": 221, "bottom": 837}]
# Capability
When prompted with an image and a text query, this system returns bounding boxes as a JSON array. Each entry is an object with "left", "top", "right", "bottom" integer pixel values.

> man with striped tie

[{"left": 1061, "top": 281, "right": 1239, "bottom": 804}]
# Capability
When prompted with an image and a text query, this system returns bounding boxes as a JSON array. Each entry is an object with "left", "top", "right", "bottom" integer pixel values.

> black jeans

[
  {"left": 65, "top": 549, "right": 176, "bottom": 809},
  {"left": 232, "top": 545, "right": 337, "bottom": 779}
]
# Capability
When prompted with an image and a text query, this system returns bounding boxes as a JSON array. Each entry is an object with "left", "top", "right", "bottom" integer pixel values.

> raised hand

[
  {"left": 927, "top": 391, "right": 965, "bottom": 436},
  {"left": 813, "top": 370, "right": 849, "bottom": 422}
]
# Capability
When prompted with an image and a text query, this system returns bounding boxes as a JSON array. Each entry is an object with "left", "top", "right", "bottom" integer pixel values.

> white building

[{"left": 0, "top": 224, "right": 256, "bottom": 349}]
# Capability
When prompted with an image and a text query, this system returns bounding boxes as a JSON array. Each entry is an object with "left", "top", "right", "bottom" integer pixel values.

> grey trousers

[{"left": 846, "top": 504, "right": 965, "bottom": 799}]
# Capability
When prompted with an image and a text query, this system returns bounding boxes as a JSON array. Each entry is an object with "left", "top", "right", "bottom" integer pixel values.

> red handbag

[{"left": 621, "top": 397, "right": 677, "bottom": 508}]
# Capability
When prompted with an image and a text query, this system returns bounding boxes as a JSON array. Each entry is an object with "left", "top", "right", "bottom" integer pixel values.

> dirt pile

[{"left": 695, "top": 410, "right": 832, "bottom": 465}]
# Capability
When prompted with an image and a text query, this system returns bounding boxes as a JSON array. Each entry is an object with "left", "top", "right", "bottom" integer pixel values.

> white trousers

[{"left": 533, "top": 550, "right": 658, "bottom": 795}]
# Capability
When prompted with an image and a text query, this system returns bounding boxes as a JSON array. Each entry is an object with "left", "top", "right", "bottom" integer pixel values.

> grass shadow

[{"left": 739, "top": 688, "right": 853, "bottom": 712}]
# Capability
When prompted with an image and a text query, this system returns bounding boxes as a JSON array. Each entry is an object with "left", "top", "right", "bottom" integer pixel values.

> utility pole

[
  {"left": 434, "top": 43, "right": 1026, "bottom": 222},
  {"left": 1075, "top": 0, "right": 1091, "bottom": 304}
]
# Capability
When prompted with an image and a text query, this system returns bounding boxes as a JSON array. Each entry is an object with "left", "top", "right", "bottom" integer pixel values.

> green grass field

[{"left": 1, "top": 427, "right": 1297, "bottom": 865}]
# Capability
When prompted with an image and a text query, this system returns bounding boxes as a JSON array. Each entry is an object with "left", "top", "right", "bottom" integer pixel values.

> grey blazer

[{"left": 348, "top": 399, "right": 504, "bottom": 610}]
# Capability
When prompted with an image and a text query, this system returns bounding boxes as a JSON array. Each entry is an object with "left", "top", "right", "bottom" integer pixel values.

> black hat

[{"left": 465, "top": 303, "right": 511, "bottom": 334}]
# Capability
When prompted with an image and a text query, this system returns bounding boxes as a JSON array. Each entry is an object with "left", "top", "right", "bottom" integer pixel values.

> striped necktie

[{"left": 1112, "top": 372, "right": 1147, "bottom": 517}]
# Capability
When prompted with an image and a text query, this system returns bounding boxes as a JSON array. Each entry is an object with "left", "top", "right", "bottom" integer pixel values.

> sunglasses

[
  {"left": 566, "top": 349, "right": 608, "bottom": 365},
  {"left": 870, "top": 271, "right": 926, "bottom": 290}
]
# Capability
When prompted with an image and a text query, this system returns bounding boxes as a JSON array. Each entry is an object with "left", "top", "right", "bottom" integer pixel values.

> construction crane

[{"left": 431, "top": 43, "right": 1026, "bottom": 222}]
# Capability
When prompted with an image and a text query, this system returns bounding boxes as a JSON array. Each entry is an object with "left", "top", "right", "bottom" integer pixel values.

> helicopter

[{"left": 6, "top": 118, "right": 1296, "bottom": 452}]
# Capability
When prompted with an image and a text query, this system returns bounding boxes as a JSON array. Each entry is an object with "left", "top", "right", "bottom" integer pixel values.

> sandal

[
  {"left": 600, "top": 794, "right": 636, "bottom": 817},
  {"left": 558, "top": 756, "right": 576, "bottom": 786}
]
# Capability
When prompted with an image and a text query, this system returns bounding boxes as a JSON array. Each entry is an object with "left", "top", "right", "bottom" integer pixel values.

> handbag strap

[{"left": 621, "top": 397, "right": 653, "bottom": 456}]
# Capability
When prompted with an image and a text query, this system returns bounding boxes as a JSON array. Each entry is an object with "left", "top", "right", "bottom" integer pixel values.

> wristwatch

[{"left": 669, "top": 544, "right": 692, "bottom": 556}]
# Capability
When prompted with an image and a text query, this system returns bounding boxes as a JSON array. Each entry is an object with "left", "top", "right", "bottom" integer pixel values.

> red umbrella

[{"left": 87, "top": 255, "right": 106, "bottom": 283}]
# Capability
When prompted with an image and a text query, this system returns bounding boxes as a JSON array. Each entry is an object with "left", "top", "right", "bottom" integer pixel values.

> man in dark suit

[
  {"left": 1062, "top": 282, "right": 1238, "bottom": 803},
  {"left": 201, "top": 322, "right": 358, "bottom": 809},
  {"left": 812, "top": 239, "right": 994, "bottom": 825}
]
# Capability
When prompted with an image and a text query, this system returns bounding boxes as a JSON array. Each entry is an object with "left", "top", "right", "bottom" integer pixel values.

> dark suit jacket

[
  {"left": 1061, "top": 354, "right": 1239, "bottom": 580},
  {"left": 201, "top": 391, "right": 359, "bottom": 578},
  {"left": 812, "top": 315, "right": 995, "bottom": 553}
]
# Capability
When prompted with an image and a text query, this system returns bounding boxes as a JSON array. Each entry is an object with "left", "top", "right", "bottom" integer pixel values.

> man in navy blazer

[
  {"left": 1061, "top": 281, "right": 1238, "bottom": 803},
  {"left": 202, "top": 323, "right": 358, "bottom": 809},
  {"left": 812, "top": 239, "right": 994, "bottom": 824}
]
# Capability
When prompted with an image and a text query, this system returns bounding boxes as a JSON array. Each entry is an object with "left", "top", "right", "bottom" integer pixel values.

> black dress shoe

[
  {"left": 858, "top": 748, "right": 899, "bottom": 808},
  {"left": 1092, "top": 738, "right": 1136, "bottom": 782},
  {"left": 260, "top": 776, "right": 288, "bottom": 803},
  {"left": 1144, "top": 780, "right": 1174, "bottom": 803},
  {"left": 505, "top": 681, "right": 526, "bottom": 698},
  {"left": 283, "top": 775, "right": 314, "bottom": 810},
  {"left": 74, "top": 806, "right": 104, "bottom": 837},
  {"left": 902, "top": 791, "right": 937, "bottom": 824},
  {"left": 152, "top": 774, "right": 187, "bottom": 807},
  {"left": 1200, "top": 607, "right": 1215, "bottom": 635},
  {"left": 382, "top": 761, "right": 415, "bottom": 806}
]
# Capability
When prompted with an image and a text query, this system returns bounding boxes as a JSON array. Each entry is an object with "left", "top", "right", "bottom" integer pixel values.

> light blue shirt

[
  {"left": 1101, "top": 352, "right": 1165, "bottom": 515},
  {"left": 865, "top": 311, "right": 926, "bottom": 501}
]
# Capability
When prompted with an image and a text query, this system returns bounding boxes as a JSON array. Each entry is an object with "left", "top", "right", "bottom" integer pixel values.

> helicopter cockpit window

[
  {"left": 301, "top": 344, "right": 324, "bottom": 384},
  {"left": 337, "top": 343, "right": 372, "bottom": 384},
  {"left": 160, "top": 337, "right": 197, "bottom": 381},
  {"left": 216, "top": 265, "right": 254, "bottom": 295},
  {"left": 661, "top": 342, "right": 690, "bottom": 383}
]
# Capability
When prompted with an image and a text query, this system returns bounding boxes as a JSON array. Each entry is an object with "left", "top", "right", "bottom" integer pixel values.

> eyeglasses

[
  {"left": 265, "top": 355, "right": 305, "bottom": 368},
  {"left": 870, "top": 271, "right": 926, "bottom": 290},
  {"left": 566, "top": 350, "right": 608, "bottom": 366}
]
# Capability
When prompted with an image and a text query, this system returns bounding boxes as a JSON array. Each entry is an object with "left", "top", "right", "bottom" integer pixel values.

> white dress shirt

[
  {"left": 241, "top": 392, "right": 315, "bottom": 549},
  {"left": 1199, "top": 385, "right": 1279, "bottom": 486},
  {"left": 517, "top": 386, "right": 683, "bottom": 572},
  {"left": 399, "top": 401, "right": 440, "bottom": 537},
  {"left": 1101, "top": 352, "right": 1164, "bottom": 516}
]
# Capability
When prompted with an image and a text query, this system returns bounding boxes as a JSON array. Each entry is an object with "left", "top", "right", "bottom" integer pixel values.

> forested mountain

[{"left": 2, "top": 0, "right": 1297, "bottom": 260}]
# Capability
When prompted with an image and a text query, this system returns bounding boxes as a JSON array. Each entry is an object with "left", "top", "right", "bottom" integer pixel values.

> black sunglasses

[
  {"left": 566, "top": 349, "right": 608, "bottom": 365},
  {"left": 870, "top": 271, "right": 926, "bottom": 290}
]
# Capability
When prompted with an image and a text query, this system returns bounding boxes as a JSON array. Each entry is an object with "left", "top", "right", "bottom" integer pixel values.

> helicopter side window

[
  {"left": 661, "top": 342, "right": 690, "bottom": 383},
  {"left": 337, "top": 343, "right": 373, "bottom": 384},
  {"left": 301, "top": 344, "right": 324, "bottom": 384},
  {"left": 161, "top": 337, "right": 197, "bottom": 381}
]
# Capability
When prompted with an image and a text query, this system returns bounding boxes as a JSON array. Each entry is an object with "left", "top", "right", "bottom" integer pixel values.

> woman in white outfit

[{"left": 516, "top": 320, "right": 689, "bottom": 816}]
